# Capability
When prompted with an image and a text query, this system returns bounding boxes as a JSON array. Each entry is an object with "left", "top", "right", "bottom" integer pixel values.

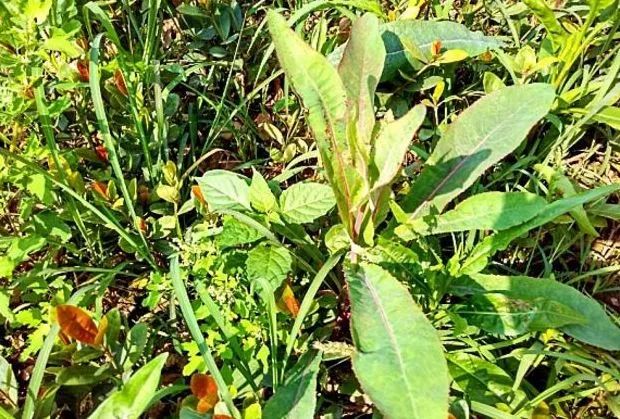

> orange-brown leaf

[
  {"left": 213, "top": 416, "right": 232, "bottom": 419},
  {"left": 91, "top": 181, "right": 108, "bottom": 200},
  {"left": 431, "top": 40, "right": 442, "bottom": 56},
  {"left": 55, "top": 304, "right": 98, "bottom": 345},
  {"left": 191, "top": 373, "right": 219, "bottom": 413},
  {"left": 192, "top": 185, "right": 206, "bottom": 206},
  {"left": 76, "top": 60, "right": 90, "bottom": 82},
  {"left": 114, "top": 69, "right": 128, "bottom": 96},
  {"left": 280, "top": 284, "right": 300, "bottom": 318}
]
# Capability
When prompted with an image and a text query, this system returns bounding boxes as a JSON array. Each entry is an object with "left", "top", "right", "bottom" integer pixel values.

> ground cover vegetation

[{"left": 1, "top": 0, "right": 619, "bottom": 417}]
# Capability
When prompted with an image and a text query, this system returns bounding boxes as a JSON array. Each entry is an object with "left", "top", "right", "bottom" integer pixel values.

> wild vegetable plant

[{"left": 214, "top": 10, "right": 620, "bottom": 418}]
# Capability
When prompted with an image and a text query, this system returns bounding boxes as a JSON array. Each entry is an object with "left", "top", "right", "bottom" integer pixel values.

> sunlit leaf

[
  {"left": 55, "top": 305, "right": 98, "bottom": 345},
  {"left": 191, "top": 373, "right": 219, "bottom": 413}
]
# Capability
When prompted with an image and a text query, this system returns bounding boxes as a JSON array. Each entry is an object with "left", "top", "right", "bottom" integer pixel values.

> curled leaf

[
  {"left": 94, "top": 315, "right": 108, "bottom": 346},
  {"left": 190, "top": 373, "right": 219, "bottom": 413},
  {"left": 278, "top": 284, "right": 300, "bottom": 318},
  {"left": 55, "top": 304, "right": 98, "bottom": 345},
  {"left": 114, "top": 69, "right": 128, "bottom": 96},
  {"left": 192, "top": 185, "right": 206, "bottom": 206},
  {"left": 91, "top": 181, "right": 109, "bottom": 200},
  {"left": 95, "top": 145, "right": 108, "bottom": 163},
  {"left": 430, "top": 40, "right": 442, "bottom": 56},
  {"left": 76, "top": 59, "right": 90, "bottom": 82}
]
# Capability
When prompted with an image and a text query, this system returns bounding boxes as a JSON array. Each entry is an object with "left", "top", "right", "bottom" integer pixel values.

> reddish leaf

[
  {"left": 91, "top": 181, "right": 108, "bottom": 200},
  {"left": 138, "top": 185, "right": 150, "bottom": 205},
  {"left": 55, "top": 304, "right": 98, "bottom": 345},
  {"left": 213, "top": 416, "right": 232, "bottom": 419},
  {"left": 114, "top": 69, "right": 128, "bottom": 96},
  {"left": 190, "top": 373, "right": 219, "bottom": 413},
  {"left": 95, "top": 145, "right": 108, "bottom": 163},
  {"left": 431, "top": 40, "right": 442, "bottom": 56},
  {"left": 76, "top": 60, "right": 90, "bottom": 82},
  {"left": 192, "top": 185, "right": 206, "bottom": 206}
]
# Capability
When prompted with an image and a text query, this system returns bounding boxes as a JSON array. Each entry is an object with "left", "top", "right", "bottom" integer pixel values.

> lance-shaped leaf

[
  {"left": 397, "top": 191, "right": 547, "bottom": 237},
  {"left": 456, "top": 293, "right": 586, "bottom": 336},
  {"left": 453, "top": 274, "right": 620, "bottom": 350},
  {"left": 370, "top": 104, "right": 426, "bottom": 190},
  {"left": 522, "top": 0, "right": 568, "bottom": 47},
  {"left": 346, "top": 263, "right": 448, "bottom": 418},
  {"left": 461, "top": 183, "right": 620, "bottom": 274},
  {"left": 401, "top": 84, "right": 555, "bottom": 218},
  {"left": 381, "top": 20, "right": 503, "bottom": 80},
  {"left": 338, "top": 13, "right": 385, "bottom": 152},
  {"left": 267, "top": 11, "right": 354, "bottom": 231},
  {"left": 88, "top": 353, "right": 168, "bottom": 419},
  {"left": 263, "top": 351, "right": 322, "bottom": 419}
]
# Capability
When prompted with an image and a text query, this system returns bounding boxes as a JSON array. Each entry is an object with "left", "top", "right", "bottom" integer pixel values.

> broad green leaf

[
  {"left": 56, "top": 365, "right": 112, "bottom": 386},
  {"left": 324, "top": 224, "right": 349, "bottom": 254},
  {"left": 462, "top": 183, "right": 620, "bottom": 274},
  {"left": 401, "top": 84, "right": 555, "bottom": 218},
  {"left": 267, "top": 11, "right": 354, "bottom": 232},
  {"left": 346, "top": 262, "right": 448, "bottom": 419},
  {"left": 249, "top": 169, "right": 278, "bottom": 213},
  {"left": 24, "top": 0, "right": 52, "bottom": 23},
  {"left": 590, "top": 203, "right": 620, "bottom": 220},
  {"left": 196, "top": 170, "right": 251, "bottom": 211},
  {"left": 41, "top": 34, "right": 82, "bottom": 57},
  {"left": 279, "top": 183, "right": 336, "bottom": 224},
  {"left": 246, "top": 243, "right": 292, "bottom": 290},
  {"left": 371, "top": 104, "right": 426, "bottom": 190},
  {"left": 381, "top": 20, "right": 503, "bottom": 80},
  {"left": 483, "top": 72, "right": 505, "bottom": 94},
  {"left": 88, "top": 352, "right": 168, "bottom": 419},
  {"left": 338, "top": 13, "right": 385, "bottom": 150},
  {"left": 398, "top": 192, "right": 547, "bottom": 237},
  {"left": 263, "top": 351, "right": 321, "bottom": 419},
  {"left": 453, "top": 274, "right": 620, "bottom": 350},
  {"left": 522, "top": 0, "right": 567, "bottom": 47},
  {"left": 32, "top": 212, "right": 72, "bottom": 242},
  {"left": 457, "top": 293, "right": 586, "bottom": 336},
  {"left": 447, "top": 352, "right": 528, "bottom": 409},
  {"left": 122, "top": 323, "right": 149, "bottom": 370},
  {"left": 217, "top": 216, "right": 264, "bottom": 249},
  {"left": 592, "top": 105, "right": 620, "bottom": 130},
  {"left": 0, "top": 356, "right": 17, "bottom": 407}
]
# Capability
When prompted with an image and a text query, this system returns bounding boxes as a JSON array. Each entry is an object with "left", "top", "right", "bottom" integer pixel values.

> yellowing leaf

[
  {"left": 436, "top": 49, "right": 469, "bottom": 64},
  {"left": 94, "top": 315, "right": 108, "bottom": 346},
  {"left": 55, "top": 305, "right": 98, "bottom": 345}
]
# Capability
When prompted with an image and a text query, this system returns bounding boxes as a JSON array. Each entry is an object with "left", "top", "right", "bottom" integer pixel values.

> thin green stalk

[
  {"left": 143, "top": 0, "right": 161, "bottom": 63},
  {"left": 195, "top": 285, "right": 260, "bottom": 392},
  {"left": 169, "top": 256, "right": 241, "bottom": 419},
  {"left": 89, "top": 33, "right": 152, "bottom": 260},
  {"left": 33, "top": 73, "right": 94, "bottom": 255},
  {"left": 153, "top": 61, "right": 168, "bottom": 165},
  {"left": 119, "top": 59, "right": 154, "bottom": 185},
  {"left": 0, "top": 150, "right": 155, "bottom": 267},
  {"left": 283, "top": 253, "right": 342, "bottom": 371}
]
